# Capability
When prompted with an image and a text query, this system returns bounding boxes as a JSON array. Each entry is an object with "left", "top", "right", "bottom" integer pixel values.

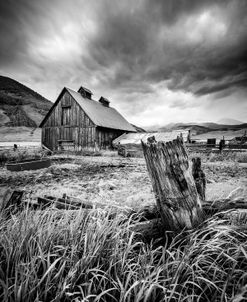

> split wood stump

[{"left": 142, "top": 137, "right": 203, "bottom": 231}]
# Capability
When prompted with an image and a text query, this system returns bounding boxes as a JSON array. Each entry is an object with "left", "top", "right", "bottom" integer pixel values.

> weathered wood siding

[
  {"left": 41, "top": 91, "right": 96, "bottom": 150},
  {"left": 96, "top": 127, "right": 124, "bottom": 149}
]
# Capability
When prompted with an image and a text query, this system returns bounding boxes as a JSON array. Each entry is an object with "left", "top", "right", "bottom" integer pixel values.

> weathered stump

[{"left": 142, "top": 138, "right": 203, "bottom": 231}]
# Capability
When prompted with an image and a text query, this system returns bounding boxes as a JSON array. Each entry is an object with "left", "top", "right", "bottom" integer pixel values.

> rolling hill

[
  {"left": 217, "top": 118, "right": 244, "bottom": 125},
  {"left": 158, "top": 121, "right": 247, "bottom": 142},
  {"left": 0, "top": 75, "right": 52, "bottom": 127},
  {"left": 159, "top": 122, "right": 247, "bottom": 135}
]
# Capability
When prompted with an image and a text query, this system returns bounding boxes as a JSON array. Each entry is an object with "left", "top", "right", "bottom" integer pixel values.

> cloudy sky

[{"left": 0, "top": 0, "right": 247, "bottom": 127}]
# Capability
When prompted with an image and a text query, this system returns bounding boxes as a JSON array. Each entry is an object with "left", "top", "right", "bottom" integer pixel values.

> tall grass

[{"left": 0, "top": 208, "right": 247, "bottom": 301}]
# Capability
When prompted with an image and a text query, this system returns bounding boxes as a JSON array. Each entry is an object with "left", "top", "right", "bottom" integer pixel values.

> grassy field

[
  {"left": 0, "top": 126, "right": 41, "bottom": 142},
  {"left": 0, "top": 150, "right": 247, "bottom": 301}
]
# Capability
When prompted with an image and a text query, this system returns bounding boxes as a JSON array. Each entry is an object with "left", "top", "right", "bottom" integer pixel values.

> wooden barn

[{"left": 39, "top": 86, "right": 136, "bottom": 151}]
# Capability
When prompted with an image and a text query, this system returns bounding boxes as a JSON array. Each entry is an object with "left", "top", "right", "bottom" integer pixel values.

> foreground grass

[{"left": 0, "top": 209, "right": 247, "bottom": 302}]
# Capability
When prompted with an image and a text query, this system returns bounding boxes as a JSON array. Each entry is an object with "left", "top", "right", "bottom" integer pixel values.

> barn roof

[
  {"left": 67, "top": 88, "right": 136, "bottom": 132},
  {"left": 40, "top": 87, "right": 136, "bottom": 132},
  {"left": 112, "top": 130, "right": 189, "bottom": 145}
]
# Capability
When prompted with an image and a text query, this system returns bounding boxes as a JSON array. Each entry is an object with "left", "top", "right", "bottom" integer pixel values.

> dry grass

[
  {"left": 0, "top": 208, "right": 247, "bottom": 301},
  {"left": 0, "top": 149, "right": 247, "bottom": 301}
]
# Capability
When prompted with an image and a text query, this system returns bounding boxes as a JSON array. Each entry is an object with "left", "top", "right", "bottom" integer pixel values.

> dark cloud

[
  {"left": 81, "top": 0, "right": 247, "bottom": 96},
  {"left": 0, "top": 0, "right": 246, "bottom": 125},
  {"left": 0, "top": 0, "right": 27, "bottom": 66},
  {"left": 145, "top": 0, "right": 227, "bottom": 24}
]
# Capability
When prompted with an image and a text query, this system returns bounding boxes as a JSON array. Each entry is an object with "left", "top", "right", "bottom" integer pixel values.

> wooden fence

[{"left": 187, "top": 143, "right": 247, "bottom": 152}]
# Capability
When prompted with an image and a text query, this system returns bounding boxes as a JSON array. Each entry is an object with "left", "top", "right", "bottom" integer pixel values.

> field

[
  {"left": 1, "top": 150, "right": 247, "bottom": 301},
  {"left": 0, "top": 126, "right": 41, "bottom": 142},
  {"left": 1, "top": 151, "right": 247, "bottom": 205}
]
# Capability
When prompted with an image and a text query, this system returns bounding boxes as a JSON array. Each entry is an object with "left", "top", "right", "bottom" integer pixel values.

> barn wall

[
  {"left": 96, "top": 127, "right": 125, "bottom": 149},
  {"left": 41, "top": 91, "right": 96, "bottom": 150}
]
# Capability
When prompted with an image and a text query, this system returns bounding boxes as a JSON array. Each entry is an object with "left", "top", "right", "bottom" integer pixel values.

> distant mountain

[
  {"left": 217, "top": 118, "right": 244, "bottom": 125},
  {"left": 0, "top": 75, "right": 52, "bottom": 127},
  {"left": 131, "top": 124, "right": 146, "bottom": 133},
  {"left": 159, "top": 121, "right": 247, "bottom": 136}
]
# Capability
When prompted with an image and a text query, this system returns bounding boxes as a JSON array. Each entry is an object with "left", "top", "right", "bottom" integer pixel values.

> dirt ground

[{"left": 1, "top": 154, "right": 247, "bottom": 209}]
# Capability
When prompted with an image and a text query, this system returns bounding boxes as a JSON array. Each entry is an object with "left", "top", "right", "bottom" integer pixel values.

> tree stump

[{"left": 142, "top": 138, "right": 203, "bottom": 231}]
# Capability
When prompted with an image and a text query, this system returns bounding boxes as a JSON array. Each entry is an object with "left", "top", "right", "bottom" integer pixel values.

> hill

[
  {"left": 159, "top": 122, "right": 247, "bottom": 136},
  {"left": 0, "top": 75, "right": 52, "bottom": 127},
  {"left": 131, "top": 124, "right": 146, "bottom": 133},
  {"left": 217, "top": 118, "right": 244, "bottom": 125}
]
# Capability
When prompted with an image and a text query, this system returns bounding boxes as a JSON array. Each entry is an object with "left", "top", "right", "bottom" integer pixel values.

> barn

[{"left": 39, "top": 86, "right": 136, "bottom": 151}]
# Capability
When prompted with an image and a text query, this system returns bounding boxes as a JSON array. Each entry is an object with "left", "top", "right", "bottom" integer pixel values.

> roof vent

[
  {"left": 99, "top": 96, "right": 110, "bottom": 107},
  {"left": 78, "top": 86, "right": 93, "bottom": 99}
]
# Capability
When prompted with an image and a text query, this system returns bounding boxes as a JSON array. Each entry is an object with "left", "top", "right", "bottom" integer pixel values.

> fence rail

[{"left": 187, "top": 143, "right": 247, "bottom": 150}]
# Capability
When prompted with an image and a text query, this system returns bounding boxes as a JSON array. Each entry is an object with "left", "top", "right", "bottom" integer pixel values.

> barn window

[{"left": 61, "top": 106, "right": 71, "bottom": 125}]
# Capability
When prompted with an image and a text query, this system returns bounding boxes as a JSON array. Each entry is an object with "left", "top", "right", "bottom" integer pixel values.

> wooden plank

[
  {"left": 99, "top": 130, "right": 102, "bottom": 149},
  {"left": 92, "top": 127, "right": 95, "bottom": 147},
  {"left": 41, "top": 129, "right": 44, "bottom": 145},
  {"left": 85, "top": 127, "right": 88, "bottom": 147},
  {"left": 78, "top": 103, "right": 81, "bottom": 127},
  {"left": 58, "top": 99, "right": 61, "bottom": 126},
  {"left": 89, "top": 127, "right": 92, "bottom": 147},
  {"left": 74, "top": 101, "right": 77, "bottom": 126},
  {"left": 71, "top": 99, "right": 74, "bottom": 126},
  {"left": 6, "top": 190, "right": 24, "bottom": 208},
  {"left": 192, "top": 157, "right": 206, "bottom": 202}
]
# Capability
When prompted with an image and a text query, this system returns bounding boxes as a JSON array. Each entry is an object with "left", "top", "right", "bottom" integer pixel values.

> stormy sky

[{"left": 0, "top": 0, "right": 247, "bottom": 127}]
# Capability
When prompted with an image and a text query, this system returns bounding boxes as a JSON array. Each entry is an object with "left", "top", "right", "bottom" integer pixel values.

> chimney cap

[
  {"left": 99, "top": 96, "right": 110, "bottom": 107},
  {"left": 78, "top": 86, "right": 93, "bottom": 99}
]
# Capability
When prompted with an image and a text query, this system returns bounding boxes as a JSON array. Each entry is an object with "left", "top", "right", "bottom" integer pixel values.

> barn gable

[
  {"left": 40, "top": 88, "right": 94, "bottom": 128},
  {"left": 40, "top": 86, "right": 136, "bottom": 150}
]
